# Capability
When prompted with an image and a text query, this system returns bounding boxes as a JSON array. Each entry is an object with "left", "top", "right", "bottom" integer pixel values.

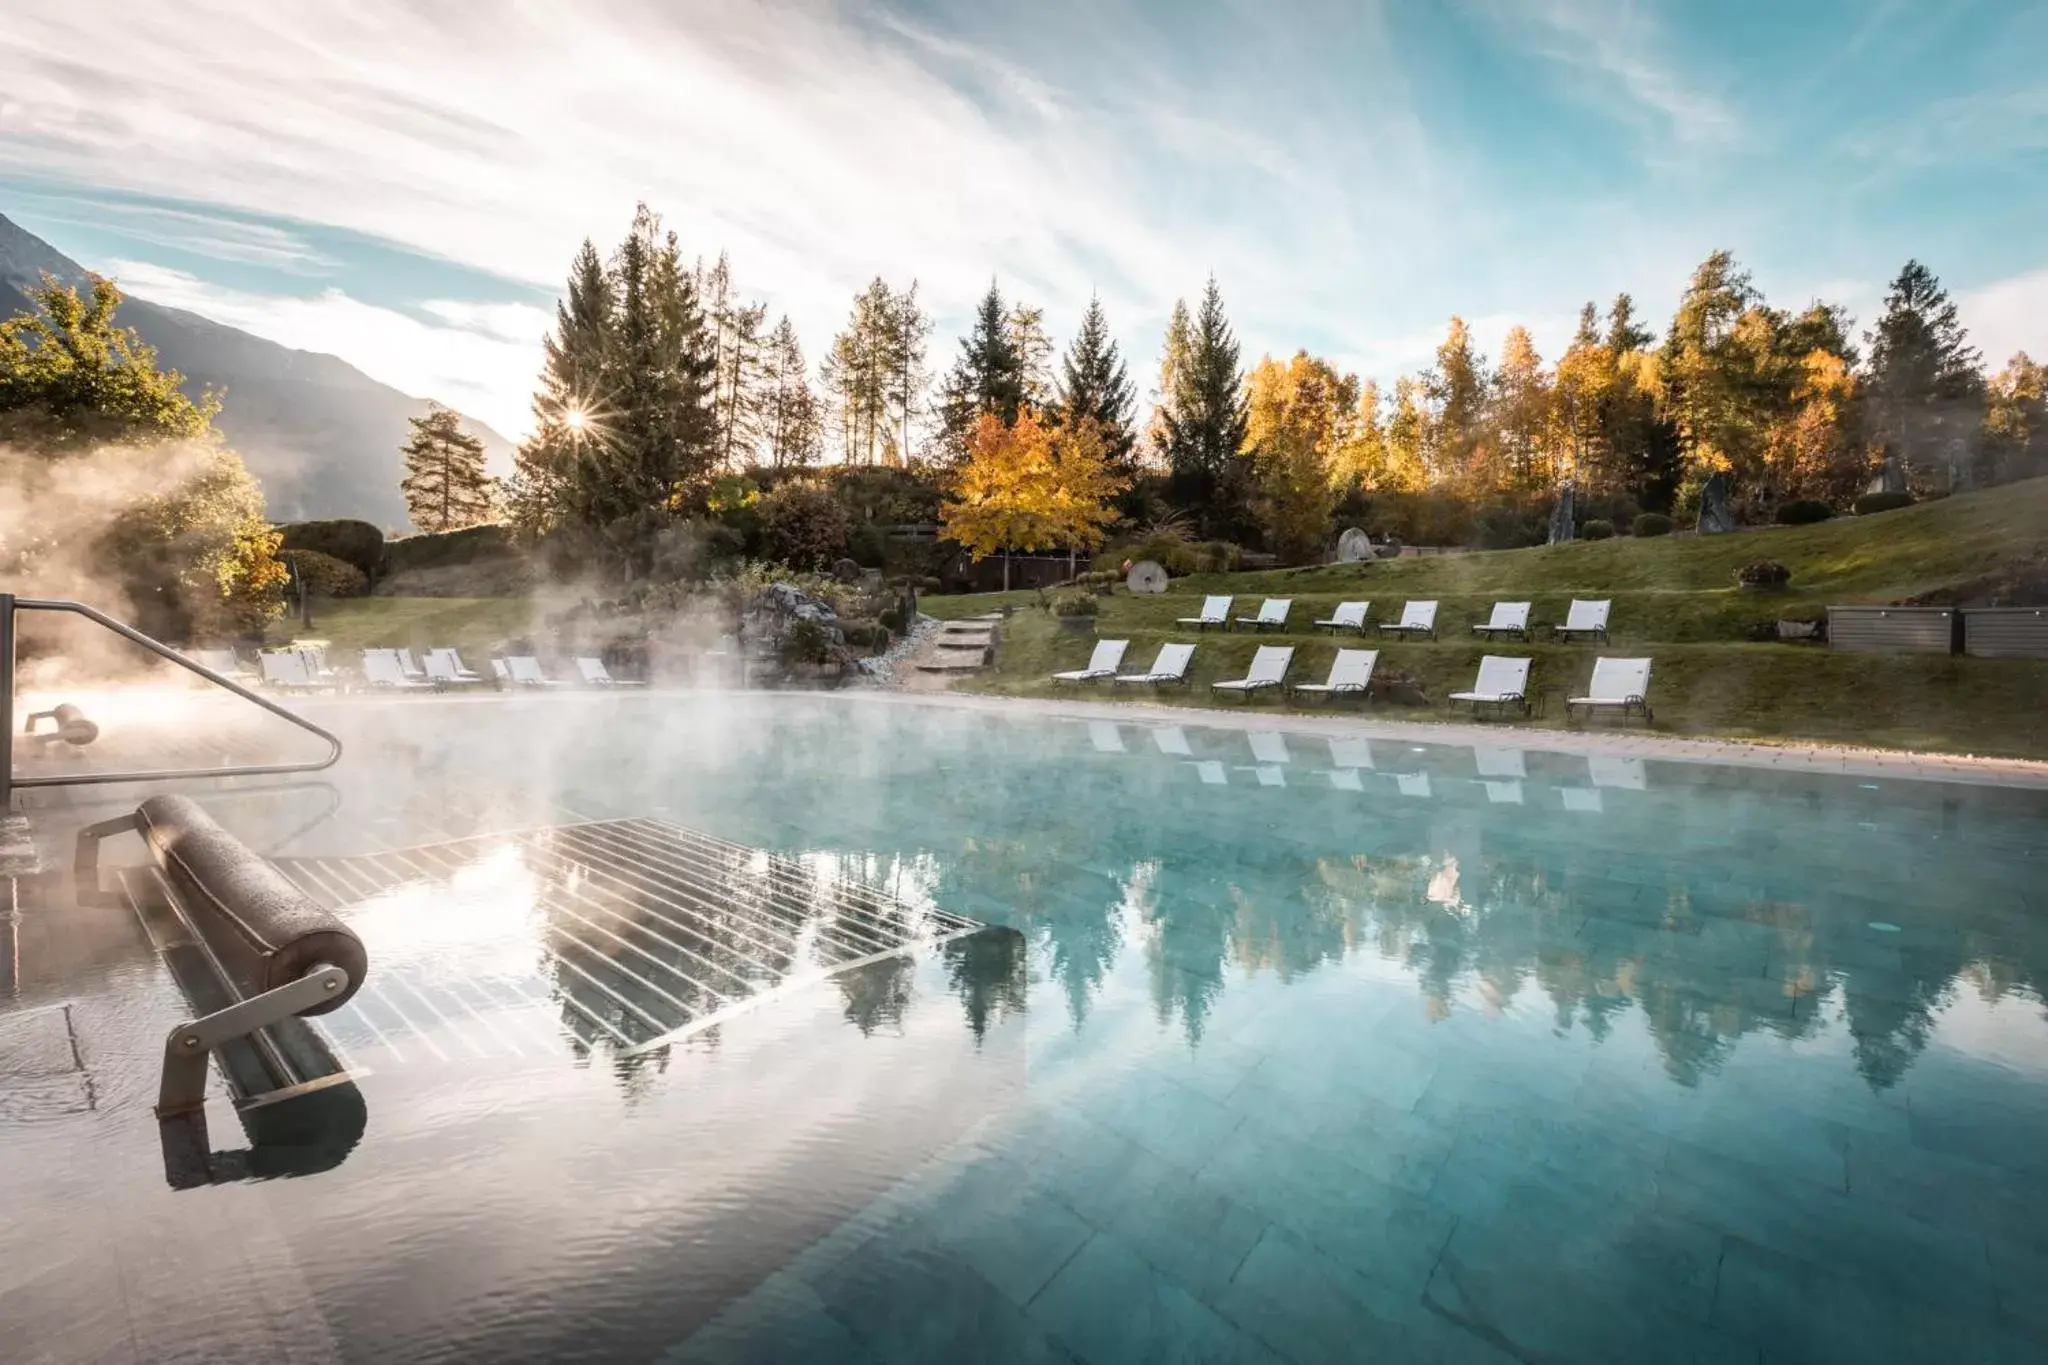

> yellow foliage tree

[
  {"left": 1761, "top": 350, "right": 1872, "bottom": 503},
  {"left": 1243, "top": 352, "right": 1358, "bottom": 561},
  {"left": 941, "top": 409, "right": 1127, "bottom": 580}
]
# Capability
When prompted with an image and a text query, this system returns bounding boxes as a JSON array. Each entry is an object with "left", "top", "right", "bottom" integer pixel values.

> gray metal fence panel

[{"left": 1826, "top": 606, "right": 1959, "bottom": 654}]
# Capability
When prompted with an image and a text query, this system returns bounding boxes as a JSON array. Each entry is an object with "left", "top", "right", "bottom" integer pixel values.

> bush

[
  {"left": 1633, "top": 512, "right": 1675, "bottom": 538},
  {"left": 759, "top": 482, "right": 853, "bottom": 570},
  {"left": 278, "top": 518, "right": 384, "bottom": 581},
  {"left": 781, "top": 617, "right": 835, "bottom": 666},
  {"left": 1776, "top": 498, "right": 1834, "bottom": 526},
  {"left": 280, "top": 548, "right": 368, "bottom": 598},
  {"left": 840, "top": 621, "right": 891, "bottom": 650},
  {"left": 847, "top": 521, "right": 890, "bottom": 568},
  {"left": 383, "top": 522, "right": 513, "bottom": 575},
  {"left": 1580, "top": 519, "right": 1615, "bottom": 541},
  {"left": 1050, "top": 589, "right": 1098, "bottom": 618},
  {"left": 1736, "top": 559, "right": 1792, "bottom": 589},
  {"left": 1853, "top": 490, "right": 1915, "bottom": 516}
]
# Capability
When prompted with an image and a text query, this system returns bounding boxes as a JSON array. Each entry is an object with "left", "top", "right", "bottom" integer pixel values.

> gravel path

[{"left": 850, "top": 615, "right": 942, "bottom": 689}]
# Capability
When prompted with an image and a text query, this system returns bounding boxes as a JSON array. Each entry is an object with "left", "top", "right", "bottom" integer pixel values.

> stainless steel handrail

[{"left": 2, "top": 593, "right": 343, "bottom": 803}]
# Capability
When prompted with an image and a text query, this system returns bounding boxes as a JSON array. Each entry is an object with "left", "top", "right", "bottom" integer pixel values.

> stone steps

[{"left": 917, "top": 614, "right": 1003, "bottom": 674}]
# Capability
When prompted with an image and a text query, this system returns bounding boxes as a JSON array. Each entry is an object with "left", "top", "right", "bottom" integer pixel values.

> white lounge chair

[
  {"left": 1314, "top": 601, "right": 1369, "bottom": 634},
  {"left": 1449, "top": 656, "right": 1532, "bottom": 717},
  {"left": 1554, "top": 599, "right": 1612, "bottom": 643},
  {"left": 396, "top": 648, "right": 428, "bottom": 681},
  {"left": 1053, "top": 638, "right": 1129, "bottom": 684},
  {"left": 187, "top": 648, "right": 252, "bottom": 681},
  {"left": 424, "top": 650, "right": 485, "bottom": 687},
  {"left": 1177, "top": 595, "right": 1233, "bottom": 632},
  {"left": 1235, "top": 598, "right": 1291, "bottom": 632},
  {"left": 509, "top": 655, "right": 570, "bottom": 688},
  {"left": 576, "top": 656, "right": 647, "bottom": 687},
  {"left": 1378, "top": 600, "right": 1438, "bottom": 640},
  {"left": 362, "top": 648, "right": 431, "bottom": 690},
  {"left": 1291, "top": 648, "right": 1377, "bottom": 702},
  {"left": 1211, "top": 645, "right": 1292, "bottom": 700},
  {"left": 1114, "top": 642, "right": 1195, "bottom": 688},
  {"left": 1568, "top": 657, "right": 1653, "bottom": 724},
  {"left": 1472, "top": 602, "right": 1532, "bottom": 641},
  {"left": 257, "top": 650, "right": 318, "bottom": 691},
  {"left": 490, "top": 657, "right": 512, "bottom": 682},
  {"left": 426, "top": 647, "right": 484, "bottom": 684}
]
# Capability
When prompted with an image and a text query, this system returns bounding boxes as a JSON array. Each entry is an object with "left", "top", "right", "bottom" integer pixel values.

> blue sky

[{"left": 2, "top": 0, "right": 2043, "bottom": 442}]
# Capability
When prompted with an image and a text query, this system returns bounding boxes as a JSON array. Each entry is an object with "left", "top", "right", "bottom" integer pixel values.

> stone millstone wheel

[
  {"left": 1335, "top": 528, "right": 1373, "bottom": 563},
  {"left": 1125, "top": 560, "right": 1170, "bottom": 594}
]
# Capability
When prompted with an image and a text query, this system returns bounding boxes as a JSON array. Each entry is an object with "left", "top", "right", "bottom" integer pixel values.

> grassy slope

[
  {"left": 928, "top": 478, "right": 2048, "bottom": 759},
  {"left": 265, "top": 596, "right": 536, "bottom": 656}
]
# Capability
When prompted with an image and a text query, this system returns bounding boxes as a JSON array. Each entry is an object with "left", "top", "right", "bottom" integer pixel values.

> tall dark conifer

[
  {"left": 1054, "top": 294, "right": 1137, "bottom": 469},
  {"left": 1163, "top": 276, "right": 1248, "bottom": 485},
  {"left": 938, "top": 280, "right": 1026, "bottom": 457},
  {"left": 1865, "top": 260, "right": 1984, "bottom": 489}
]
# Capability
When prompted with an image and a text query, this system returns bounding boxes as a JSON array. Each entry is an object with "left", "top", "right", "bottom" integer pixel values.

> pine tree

[
  {"left": 698, "top": 251, "right": 768, "bottom": 470},
  {"left": 1053, "top": 294, "right": 1138, "bottom": 470},
  {"left": 1006, "top": 303, "right": 1055, "bottom": 411},
  {"left": 937, "top": 280, "right": 1027, "bottom": 457},
  {"left": 885, "top": 284, "right": 931, "bottom": 466},
  {"left": 1865, "top": 260, "right": 1984, "bottom": 490},
  {"left": 400, "top": 403, "right": 494, "bottom": 532},
  {"left": 1148, "top": 297, "right": 1193, "bottom": 460},
  {"left": 822, "top": 278, "right": 917, "bottom": 465},
  {"left": 760, "top": 316, "right": 823, "bottom": 468},
  {"left": 507, "top": 206, "right": 715, "bottom": 541},
  {"left": 509, "top": 239, "right": 610, "bottom": 534},
  {"left": 1661, "top": 250, "right": 1766, "bottom": 497},
  {"left": 1163, "top": 276, "right": 1247, "bottom": 489}
]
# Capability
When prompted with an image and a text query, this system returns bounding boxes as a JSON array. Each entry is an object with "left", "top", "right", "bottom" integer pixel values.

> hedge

[{"left": 278, "top": 519, "right": 384, "bottom": 581}]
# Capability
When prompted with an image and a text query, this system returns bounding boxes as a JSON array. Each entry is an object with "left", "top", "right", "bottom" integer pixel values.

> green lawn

[
  {"left": 266, "top": 596, "right": 536, "bottom": 656},
  {"left": 926, "top": 478, "right": 2048, "bottom": 759}
]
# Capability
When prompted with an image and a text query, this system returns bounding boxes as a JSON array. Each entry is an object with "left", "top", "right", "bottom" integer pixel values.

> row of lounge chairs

[
  {"left": 1053, "top": 639, "right": 1653, "bottom": 722},
  {"left": 191, "top": 646, "right": 641, "bottom": 692},
  {"left": 1175, "top": 596, "right": 1612, "bottom": 643}
]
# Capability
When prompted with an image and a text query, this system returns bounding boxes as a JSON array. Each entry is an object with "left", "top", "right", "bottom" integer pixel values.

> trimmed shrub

[
  {"left": 1736, "top": 559, "right": 1792, "bottom": 589},
  {"left": 759, "top": 482, "right": 853, "bottom": 570},
  {"left": 280, "top": 548, "right": 368, "bottom": 598},
  {"left": 1632, "top": 512, "right": 1675, "bottom": 538},
  {"left": 278, "top": 519, "right": 383, "bottom": 581},
  {"left": 1776, "top": 499, "right": 1834, "bottom": 526},
  {"left": 1050, "top": 589, "right": 1098, "bottom": 617},
  {"left": 1580, "top": 519, "right": 1615, "bottom": 541},
  {"left": 383, "top": 522, "right": 513, "bottom": 575},
  {"left": 1853, "top": 490, "right": 1915, "bottom": 516}
]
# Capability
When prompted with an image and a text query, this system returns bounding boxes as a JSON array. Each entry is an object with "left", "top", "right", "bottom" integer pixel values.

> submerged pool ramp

[{"left": 1, "top": 592, "right": 983, "bottom": 1189}]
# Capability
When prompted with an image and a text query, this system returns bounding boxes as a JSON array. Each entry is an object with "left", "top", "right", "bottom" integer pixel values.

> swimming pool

[{"left": 4, "top": 692, "right": 2046, "bottom": 1363}]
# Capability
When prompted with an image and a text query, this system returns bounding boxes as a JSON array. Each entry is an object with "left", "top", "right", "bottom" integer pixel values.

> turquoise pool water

[{"left": 5, "top": 693, "right": 2047, "bottom": 1363}]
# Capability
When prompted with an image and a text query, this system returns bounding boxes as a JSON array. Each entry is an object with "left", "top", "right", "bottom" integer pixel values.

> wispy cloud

[
  {"left": 1460, "top": 0, "right": 1738, "bottom": 151},
  {"left": 106, "top": 259, "right": 543, "bottom": 442}
]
